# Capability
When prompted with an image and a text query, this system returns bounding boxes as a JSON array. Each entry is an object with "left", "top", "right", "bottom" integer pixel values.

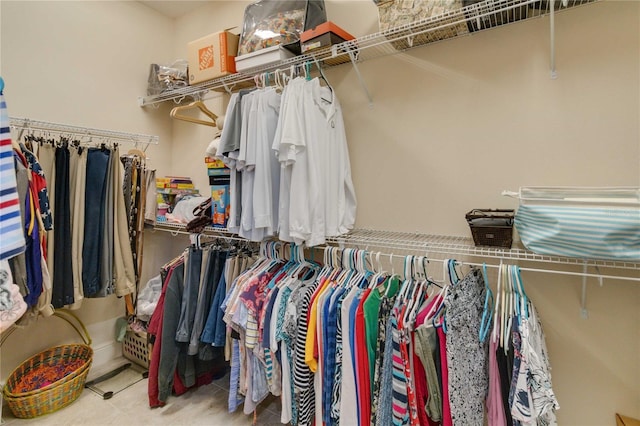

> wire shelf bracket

[{"left": 348, "top": 50, "right": 374, "bottom": 108}]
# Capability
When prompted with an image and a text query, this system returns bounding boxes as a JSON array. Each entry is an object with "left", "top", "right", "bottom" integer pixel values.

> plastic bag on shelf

[
  {"left": 238, "top": 0, "right": 327, "bottom": 56},
  {"left": 147, "top": 60, "right": 189, "bottom": 96},
  {"left": 165, "top": 196, "right": 208, "bottom": 224}
]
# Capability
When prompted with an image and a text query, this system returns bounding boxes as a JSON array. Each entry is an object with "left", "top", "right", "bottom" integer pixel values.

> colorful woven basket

[{"left": 2, "top": 310, "right": 93, "bottom": 419}]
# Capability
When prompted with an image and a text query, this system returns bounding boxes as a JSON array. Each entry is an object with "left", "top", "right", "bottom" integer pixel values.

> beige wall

[
  {"left": 1, "top": 1, "right": 639, "bottom": 425},
  {"left": 0, "top": 0, "right": 175, "bottom": 378}
]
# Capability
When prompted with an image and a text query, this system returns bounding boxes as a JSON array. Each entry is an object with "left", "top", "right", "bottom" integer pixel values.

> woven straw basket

[{"left": 2, "top": 310, "right": 93, "bottom": 419}]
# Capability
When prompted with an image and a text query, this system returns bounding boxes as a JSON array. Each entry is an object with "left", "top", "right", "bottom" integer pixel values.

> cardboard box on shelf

[
  {"left": 156, "top": 183, "right": 195, "bottom": 190},
  {"left": 208, "top": 166, "right": 230, "bottom": 176},
  {"left": 235, "top": 45, "right": 296, "bottom": 73},
  {"left": 188, "top": 29, "right": 239, "bottom": 85},
  {"left": 211, "top": 186, "right": 230, "bottom": 228},
  {"left": 156, "top": 175, "right": 192, "bottom": 181},
  {"left": 301, "top": 21, "right": 355, "bottom": 53},
  {"left": 209, "top": 173, "right": 230, "bottom": 187},
  {"left": 205, "top": 157, "right": 227, "bottom": 169}
]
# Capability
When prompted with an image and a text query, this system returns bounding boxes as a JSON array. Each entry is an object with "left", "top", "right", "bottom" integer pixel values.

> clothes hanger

[
  {"left": 499, "top": 264, "right": 507, "bottom": 348},
  {"left": 448, "top": 259, "right": 461, "bottom": 285},
  {"left": 503, "top": 264, "right": 514, "bottom": 352},
  {"left": 437, "top": 259, "right": 459, "bottom": 331},
  {"left": 405, "top": 259, "right": 428, "bottom": 333},
  {"left": 500, "top": 263, "right": 508, "bottom": 349},
  {"left": 369, "top": 263, "right": 388, "bottom": 294},
  {"left": 478, "top": 263, "right": 494, "bottom": 343},
  {"left": 492, "top": 260, "right": 503, "bottom": 344},
  {"left": 401, "top": 256, "right": 425, "bottom": 330},
  {"left": 396, "top": 255, "right": 412, "bottom": 301},
  {"left": 424, "top": 258, "right": 454, "bottom": 330},
  {"left": 357, "top": 248, "right": 369, "bottom": 277},
  {"left": 170, "top": 100, "right": 218, "bottom": 128},
  {"left": 343, "top": 249, "right": 363, "bottom": 288},
  {"left": 304, "top": 62, "right": 311, "bottom": 81},
  {"left": 267, "top": 241, "right": 297, "bottom": 289},
  {"left": 513, "top": 265, "right": 529, "bottom": 319},
  {"left": 313, "top": 58, "right": 334, "bottom": 104},
  {"left": 321, "top": 246, "right": 333, "bottom": 275},
  {"left": 415, "top": 256, "right": 437, "bottom": 313},
  {"left": 127, "top": 148, "right": 146, "bottom": 159},
  {"left": 401, "top": 255, "right": 417, "bottom": 300},
  {"left": 378, "top": 252, "right": 397, "bottom": 297},
  {"left": 367, "top": 250, "right": 384, "bottom": 290}
]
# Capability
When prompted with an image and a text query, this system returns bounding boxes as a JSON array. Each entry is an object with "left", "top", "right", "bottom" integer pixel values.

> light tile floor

[{"left": 1, "top": 360, "right": 283, "bottom": 426}]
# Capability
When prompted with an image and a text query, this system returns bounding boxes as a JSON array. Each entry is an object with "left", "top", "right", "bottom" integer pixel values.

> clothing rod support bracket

[
  {"left": 348, "top": 51, "right": 374, "bottom": 108},
  {"left": 580, "top": 263, "right": 605, "bottom": 319}
]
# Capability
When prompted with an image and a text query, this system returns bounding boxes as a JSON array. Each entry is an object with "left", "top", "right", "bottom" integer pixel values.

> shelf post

[
  {"left": 550, "top": 0, "right": 557, "bottom": 79},
  {"left": 580, "top": 263, "right": 589, "bottom": 319}
]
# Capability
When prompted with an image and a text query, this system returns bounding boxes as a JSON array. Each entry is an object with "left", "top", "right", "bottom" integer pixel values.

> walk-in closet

[{"left": 0, "top": 1, "right": 638, "bottom": 425}]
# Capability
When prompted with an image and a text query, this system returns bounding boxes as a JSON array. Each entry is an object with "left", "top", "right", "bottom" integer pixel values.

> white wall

[
  {"left": 0, "top": 0, "right": 175, "bottom": 380},
  {"left": 1, "top": 1, "right": 639, "bottom": 425},
  {"left": 169, "top": 0, "right": 251, "bottom": 194}
]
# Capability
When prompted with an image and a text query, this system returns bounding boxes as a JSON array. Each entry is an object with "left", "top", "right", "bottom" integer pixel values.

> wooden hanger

[
  {"left": 170, "top": 100, "right": 218, "bottom": 128},
  {"left": 127, "top": 148, "right": 147, "bottom": 159}
]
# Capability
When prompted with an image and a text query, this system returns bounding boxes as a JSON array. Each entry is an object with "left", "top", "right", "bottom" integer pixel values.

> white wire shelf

[
  {"left": 150, "top": 222, "right": 639, "bottom": 272},
  {"left": 139, "top": 0, "right": 597, "bottom": 107},
  {"left": 150, "top": 221, "right": 241, "bottom": 238},
  {"left": 326, "top": 228, "right": 640, "bottom": 272},
  {"left": 9, "top": 117, "right": 160, "bottom": 146}
]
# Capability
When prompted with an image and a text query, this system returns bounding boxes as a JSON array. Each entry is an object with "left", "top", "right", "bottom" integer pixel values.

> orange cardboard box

[
  {"left": 188, "top": 30, "right": 239, "bottom": 84},
  {"left": 301, "top": 21, "right": 355, "bottom": 53}
]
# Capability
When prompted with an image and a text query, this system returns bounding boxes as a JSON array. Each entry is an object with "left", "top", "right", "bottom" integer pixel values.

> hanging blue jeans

[
  {"left": 200, "top": 250, "right": 229, "bottom": 346},
  {"left": 82, "top": 148, "right": 110, "bottom": 297}
]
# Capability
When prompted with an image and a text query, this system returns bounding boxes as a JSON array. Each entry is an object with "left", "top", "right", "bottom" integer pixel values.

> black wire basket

[{"left": 465, "top": 209, "right": 515, "bottom": 248}]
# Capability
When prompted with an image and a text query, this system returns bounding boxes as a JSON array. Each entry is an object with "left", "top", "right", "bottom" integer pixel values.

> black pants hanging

[
  {"left": 82, "top": 148, "right": 110, "bottom": 297},
  {"left": 52, "top": 145, "right": 74, "bottom": 308}
]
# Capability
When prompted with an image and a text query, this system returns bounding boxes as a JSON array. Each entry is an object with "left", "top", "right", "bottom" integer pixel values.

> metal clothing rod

[{"left": 9, "top": 116, "right": 159, "bottom": 146}]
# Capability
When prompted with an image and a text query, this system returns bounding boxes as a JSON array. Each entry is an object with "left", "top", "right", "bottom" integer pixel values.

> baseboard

[{"left": 87, "top": 341, "right": 124, "bottom": 381}]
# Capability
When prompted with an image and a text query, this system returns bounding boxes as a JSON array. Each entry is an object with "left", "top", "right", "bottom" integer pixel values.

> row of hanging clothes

[
  {"left": 0, "top": 112, "right": 148, "bottom": 331},
  {"left": 213, "top": 63, "right": 357, "bottom": 247},
  {"left": 216, "top": 245, "right": 558, "bottom": 426},
  {"left": 146, "top": 236, "right": 260, "bottom": 408}
]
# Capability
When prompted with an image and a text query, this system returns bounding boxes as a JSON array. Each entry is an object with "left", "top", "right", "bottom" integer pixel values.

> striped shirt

[
  {"left": 293, "top": 281, "right": 319, "bottom": 426},
  {"left": 0, "top": 93, "right": 25, "bottom": 260},
  {"left": 391, "top": 307, "right": 410, "bottom": 425}
]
